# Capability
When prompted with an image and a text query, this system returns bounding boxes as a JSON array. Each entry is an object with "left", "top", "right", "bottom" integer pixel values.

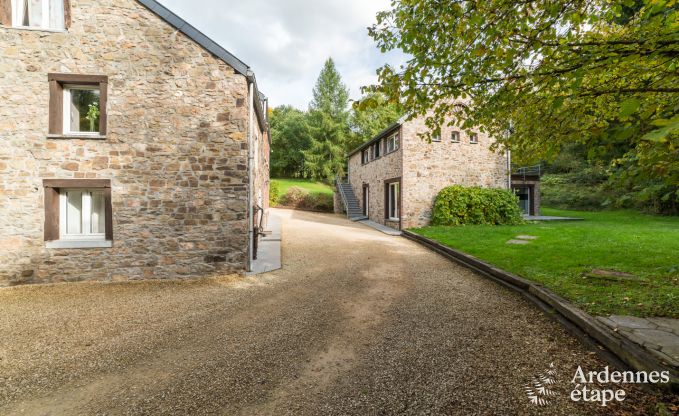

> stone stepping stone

[
  {"left": 506, "top": 239, "right": 530, "bottom": 245},
  {"left": 515, "top": 235, "right": 538, "bottom": 240},
  {"left": 585, "top": 269, "right": 643, "bottom": 282}
]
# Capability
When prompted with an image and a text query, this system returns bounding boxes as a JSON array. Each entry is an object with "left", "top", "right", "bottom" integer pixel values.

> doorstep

[
  {"left": 358, "top": 219, "right": 402, "bottom": 236},
  {"left": 248, "top": 211, "right": 282, "bottom": 275}
]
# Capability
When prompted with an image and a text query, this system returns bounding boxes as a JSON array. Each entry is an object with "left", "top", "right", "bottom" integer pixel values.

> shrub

[
  {"left": 278, "top": 186, "right": 334, "bottom": 212},
  {"left": 541, "top": 174, "right": 614, "bottom": 211},
  {"left": 303, "top": 192, "right": 334, "bottom": 212},
  {"left": 432, "top": 185, "right": 523, "bottom": 226},
  {"left": 269, "top": 181, "right": 281, "bottom": 206},
  {"left": 279, "top": 186, "right": 307, "bottom": 207}
]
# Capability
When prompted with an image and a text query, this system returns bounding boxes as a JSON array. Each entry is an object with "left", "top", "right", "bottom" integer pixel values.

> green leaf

[
  {"left": 551, "top": 97, "right": 565, "bottom": 109},
  {"left": 619, "top": 99, "right": 641, "bottom": 118}
]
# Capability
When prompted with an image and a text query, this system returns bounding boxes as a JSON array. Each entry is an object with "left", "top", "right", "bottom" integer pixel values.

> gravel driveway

[{"left": 0, "top": 209, "right": 670, "bottom": 415}]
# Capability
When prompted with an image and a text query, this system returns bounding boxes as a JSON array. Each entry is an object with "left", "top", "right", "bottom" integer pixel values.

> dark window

[{"left": 451, "top": 131, "right": 460, "bottom": 143}]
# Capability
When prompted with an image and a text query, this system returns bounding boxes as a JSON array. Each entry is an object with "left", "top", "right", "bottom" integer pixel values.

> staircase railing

[{"left": 334, "top": 176, "right": 349, "bottom": 216}]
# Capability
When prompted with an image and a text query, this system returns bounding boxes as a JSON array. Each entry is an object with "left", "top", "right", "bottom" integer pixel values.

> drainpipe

[
  {"left": 247, "top": 75, "right": 255, "bottom": 272},
  {"left": 507, "top": 149, "right": 512, "bottom": 189}
]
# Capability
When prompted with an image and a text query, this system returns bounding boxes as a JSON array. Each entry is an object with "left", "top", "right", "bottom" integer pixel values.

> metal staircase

[{"left": 335, "top": 179, "right": 367, "bottom": 221}]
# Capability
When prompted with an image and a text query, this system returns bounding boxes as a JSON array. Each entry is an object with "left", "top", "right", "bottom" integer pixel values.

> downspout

[
  {"left": 507, "top": 149, "right": 512, "bottom": 189},
  {"left": 247, "top": 74, "right": 255, "bottom": 272}
]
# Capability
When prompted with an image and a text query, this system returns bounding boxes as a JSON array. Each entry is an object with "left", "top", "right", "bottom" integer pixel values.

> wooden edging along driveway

[{"left": 401, "top": 230, "right": 679, "bottom": 392}]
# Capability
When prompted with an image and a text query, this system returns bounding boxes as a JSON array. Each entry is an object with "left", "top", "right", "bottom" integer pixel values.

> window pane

[
  {"left": 66, "top": 190, "right": 82, "bottom": 234},
  {"left": 91, "top": 191, "right": 105, "bottom": 234},
  {"left": 49, "top": 0, "right": 64, "bottom": 30},
  {"left": 69, "top": 89, "right": 100, "bottom": 133},
  {"left": 25, "top": 0, "right": 42, "bottom": 27}
]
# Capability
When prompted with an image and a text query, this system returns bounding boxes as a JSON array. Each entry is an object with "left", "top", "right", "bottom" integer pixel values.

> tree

[
  {"left": 303, "top": 111, "right": 348, "bottom": 182},
  {"left": 367, "top": 0, "right": 679, "bottom": 213},
  {"left": 349, "top": 92, "right": 403, "bottom": 151},
  {"left": 310, "top": 58, "right": 350, "bottom": 123},
  {"left": 304, "top": 58, "right": 352, "bottom": 181},
  {"left": 269, "top": 106, "right": 312, "bottom": 178}
]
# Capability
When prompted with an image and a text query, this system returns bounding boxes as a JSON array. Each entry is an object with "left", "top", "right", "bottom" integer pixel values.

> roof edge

[
  {"left": 346, "top": 121, "right": 403, "bottom": 157},
  {"left": 136, "top": 0, "right": 268, "bottom": 131},
  {"left": 136, "top": 0, "right": 251, "bottom": 76}
]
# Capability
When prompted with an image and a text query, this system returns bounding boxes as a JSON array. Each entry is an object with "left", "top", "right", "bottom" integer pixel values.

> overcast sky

[{"left": 160, "top": 0, "right": 405, "bottom": 110}]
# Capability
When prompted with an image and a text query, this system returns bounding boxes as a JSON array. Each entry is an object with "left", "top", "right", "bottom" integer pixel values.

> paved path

[
  {"left": 598, "top": 315, "right": 679, "bottom": 368},
  {"left": 0, "top": 209, "right": 667, "bottom": 415}
]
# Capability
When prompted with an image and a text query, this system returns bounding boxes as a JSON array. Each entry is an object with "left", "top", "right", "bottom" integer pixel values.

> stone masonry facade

[
  {"left": 348, "top": 113, "right": 509, "bottom": 230},
  {"left": 348, "top": 126, "right": 402, "bottom": 229},
  {"left": 0, "top": 0, "right": 268, "bottom": 285},
  {"left": 401, "top": 115, "right": 509, "bottom": 228}
]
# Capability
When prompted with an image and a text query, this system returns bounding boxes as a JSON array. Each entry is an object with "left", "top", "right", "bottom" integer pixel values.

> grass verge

[
  {"left": 272, "top": 178, "right": 333, "bottom": 196},
  {"left": 411, "top": 208, "right": 679, "bottom": 318}
]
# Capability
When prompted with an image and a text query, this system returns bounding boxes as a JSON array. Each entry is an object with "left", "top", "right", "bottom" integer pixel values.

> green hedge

[
  {"left": 431, "top": 185, "right": 523, "bottom": 226},
  {"left": 278, "top": 186, "right": 334, "bottom": 212},
  {"left": 269, "top": 181, "right": 281, "bottom": 206}
]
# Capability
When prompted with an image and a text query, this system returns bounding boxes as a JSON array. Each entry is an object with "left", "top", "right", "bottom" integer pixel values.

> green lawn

[
  {"left": 411, "top": 208, "right": 679, "bottom": 318},
  {"left": 272, "top": 178, "right": 334, "bottom": 196}
]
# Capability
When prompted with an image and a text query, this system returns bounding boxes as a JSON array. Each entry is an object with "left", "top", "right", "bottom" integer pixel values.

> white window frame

[
  {"left": 11, "top": 0, "right": 64, "bottom": 30},
  {"left": 451, "top": 131, "right": 461, "bottom": 143},
  {"left": 432, "top": 133, "right": 441, "bottom": 142},
  {"left": 386, "top": 133, "right": 400, "bottom": 153},
  {"left": 387, "top": 182, "right": 400, "bottom": 221},
  {"left": 470, "top": 133, "right": 479, "bottom": 144},
  {"left": 59, "top": 189, "right": 106, "bottom": 241},
  {"left": 362, "top": 148, "right": 371, "bottom": 164},
  {"left": 63, "top": 85, "right": 101, "bottom": 136}
]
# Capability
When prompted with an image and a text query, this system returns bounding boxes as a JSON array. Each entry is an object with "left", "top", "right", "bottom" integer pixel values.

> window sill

[
  {"left": 47, "top": 134, "right": 107, "bottom": 140},
  {"left": 1, "top": 25, "right": 67, "bottom": 33},
  {"left": 46, "top": 240, "right": 113, "bottom": 249}
]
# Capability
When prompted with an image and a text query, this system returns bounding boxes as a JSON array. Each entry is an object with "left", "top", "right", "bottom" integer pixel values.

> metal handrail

[
  {"left": 334, "top": 176, "right": 350, "bottom": 217},
  {"left": 511, "top": 164, "right": 542, "bottom": 178}
]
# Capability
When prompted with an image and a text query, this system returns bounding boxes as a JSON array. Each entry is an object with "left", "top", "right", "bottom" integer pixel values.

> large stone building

[
  {"left": 0, "top": 0, "right": 270, "bottom": 286},
  {"left": 345, "top": 113, "right": 510, "bottom": 230}
]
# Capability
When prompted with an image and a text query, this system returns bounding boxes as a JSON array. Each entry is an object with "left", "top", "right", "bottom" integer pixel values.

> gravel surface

[{"left": 0, "top": 209, "right": 673, "bottom": 415}]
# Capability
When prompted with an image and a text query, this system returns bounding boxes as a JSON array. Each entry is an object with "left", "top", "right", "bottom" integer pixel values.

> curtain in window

[
  {"left": 66, "top": 190, "right": 83, "bottom": 235},
  {"left": 91, "top": 191, "right": 105, "bottom": 234},
  {"left": 49, "top": 0, "right": 63, "bottom": 29}
]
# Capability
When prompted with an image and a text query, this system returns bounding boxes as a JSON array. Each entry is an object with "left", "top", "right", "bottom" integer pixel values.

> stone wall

[
  {"left": 253, "top": 126, "right": 270, "bottom": 229},
  {"left": 401, "top": 116, "right": 509, "bottom": 229},
  {"left": 511, "top": 175, "right": 541, "bottom": 216},
  {"left": 0, "top": 0, "right": 255, "bottom": 285},
  {"left": 347, "top": 133, "right": 403, "bottom": 227}
]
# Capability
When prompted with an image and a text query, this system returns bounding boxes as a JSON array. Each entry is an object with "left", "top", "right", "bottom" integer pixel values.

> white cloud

[{"left": 158, "top": 0, "right": 405, "bottom": 109}]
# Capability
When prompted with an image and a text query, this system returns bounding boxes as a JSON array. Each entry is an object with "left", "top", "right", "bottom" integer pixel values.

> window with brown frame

[
  {"left": 43, "top": 179, "right": 113, "bottom": 248},
  {"left": 48, "top": 73, "right": 108, "bottom": 138}
]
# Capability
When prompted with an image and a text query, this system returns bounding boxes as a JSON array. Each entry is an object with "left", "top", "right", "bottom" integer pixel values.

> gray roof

[{"left": 136, "top": 0, "right": 267, "bottom": 131}]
